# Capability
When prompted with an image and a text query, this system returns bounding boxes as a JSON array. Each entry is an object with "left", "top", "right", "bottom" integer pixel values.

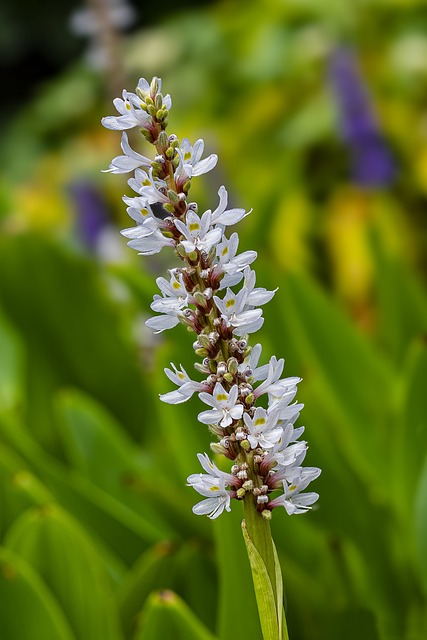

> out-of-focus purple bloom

[
  {"left": 69, "top": 181, "right": 109, "bottom": 250},
  {"left": 329, "top": 48, "right": 396, "bottom": 188}
]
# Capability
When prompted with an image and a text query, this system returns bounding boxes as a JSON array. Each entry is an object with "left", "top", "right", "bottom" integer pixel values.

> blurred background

[{"left": 1, "top": 0, "right": 427, "bottom": 638}]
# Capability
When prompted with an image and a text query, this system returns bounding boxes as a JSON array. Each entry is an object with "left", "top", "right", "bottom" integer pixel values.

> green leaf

[
  {"left": 0, "top": 309, "right": 24, "bottom": 413},
  {"left": 0, "top": 546, "right": 75, "bottom": 640},
  {"left": 55, "top": 389, "right": 174, "bottom": 538},
  {"left": 134, "top": 590, "right": 217, "bottom": 640},
  {"left": 0, "top": 234, "right": 156, "bottom": 448},
  {"left": 0, "top": 442, "right": 52, "bottom": 540},
  {"left": 117, "top": 542, "right": 177, "bottom": 638},
  {"left": 272, "top": 541, "right": 288, "bottom": 640},
  {"left": 0, "top": 414, "right": 162, "bottom": 564},
  {"left": 214, "top": 506, "right": 261, "bottom": 640},
  {"left": 242, "top": 520, "right": 279, "bottom": 640},
  {"left": 5, "top": 504, "right": 123, "bottom": 640},
  {"left": 415, "top": 455, "right": 427, "bottom": 598}
]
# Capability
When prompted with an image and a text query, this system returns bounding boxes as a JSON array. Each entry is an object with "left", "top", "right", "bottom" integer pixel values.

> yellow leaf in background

[
  {"left": 269, "top": 191, "right": 311, "bottom": 273},
  {"left": 325, "top": 188, "right": 374, "bottom": 329}
]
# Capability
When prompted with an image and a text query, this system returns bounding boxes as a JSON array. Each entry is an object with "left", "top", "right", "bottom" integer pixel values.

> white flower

[
  {"left": 187, "top": 453, "right": 234, "bottom": 519},
  {"left": 198, "top": 383, "right": 244, "bottom": 427},
  {"left": 238, "top": 343, "right": 263, "bottom": 377},
  {"left": 128, "top": 168, "right": 169, "bottom": 206},
  {"left": 122, "top": 196, "right": 155, "bottom": 224},
  {"left": 103, "top": 132, "right": 152, "bottom": 174},
  {"left": 150, "top": 272, "right": 189, "bottom": 314},
  {"left": 160, "top": 363, "right": 207, "bottom": 404},
  {"left": 209, "top": 186, "right": 249, "bottom": 226},
  {"left": 242, "top": 267, "right": 277, "bottom": 307},
  {"left": 253, "top": 356, "right": 301, "bottom": 399},
  {"left": 268, "top": 467, "right": 321, "bottom": 515},
  {"left": 145, "top": 272, "right": 190, "bottom": 333},
  {"left": 174, "top": 211, "right": 223, "bottom": 254},
  {"left": 101, "top": 90, "right": 151, "bottom": 130},
  {"left": 213, "top": 287, "right": 263, "bottom": 336},
  {"left": 179, "top": 139, "right": 218, "bottom": 176},
  {"left": 215, "top": 232, "right": 257, "bottom": 289},
  {"left": 243, "top": 407, "right": 283, "bottom": 449},
  {"left": 121, "top": 217, "right": 174, "bottom": 256}
]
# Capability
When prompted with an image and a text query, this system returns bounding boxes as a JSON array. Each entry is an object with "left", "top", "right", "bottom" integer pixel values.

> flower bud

[
  {"left": 150, "top": 77, "right": 160, "bottom": 95},
  {"left": 167, "top": 189, "right": 179, "bottom": 205},
  {"left": 223, "top": 373, "right": 234, "bottom": 383},
  {"left": 197, "top": 333, "right": 211, "bottom": 348},
  {"left": 227, "top": 357, "right": 239, "bottom": 375},
  {"left": 261, "top": 509, "right": 272, "bottom": 520},
  {"left": 240, "top": 439, "right": 251, "bottom": 450},
  {"left": 244, "top": 393, "right": 254, "bottom": 406},
  {"left": 195, "top": 347, "right": 209, "bottom": 358},
  {"left": 157, "top": 131, "right": 169, "bottom": 150},
  {"left": 236, "top": 488, "right": 246, "bottom": 499}
]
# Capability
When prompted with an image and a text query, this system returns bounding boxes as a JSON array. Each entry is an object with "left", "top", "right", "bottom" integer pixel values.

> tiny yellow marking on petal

[
  {"left": 126, "top": 103, "right": 131, "bottom": 110},
  {"left": 184, "top": 152, "right": 191, "bottom": 161},
  {"left": 142, "top": 179, "right": 151, "bottom": 186},
  {"left": 210, "top": 485, "right": 220, "bottom": 492},
  {"left": 189, "top": 223, "right": 200, "bottom": 232},
  {"left": 290, "top": 485, "right": 297, "bottom": 491},
  {"left": 254, "top": 418, "right": 266, "bottom": 426},
  {"left": 141, "top": 209, "right": 149, "bottom": 216},
  {"left": 172, "top": 281, "right": 181, "bottom": 289},
  {"left": 225, "top": 299, "right": 235, "bottom": 308},
  {"left": 216, "top": 393, "right": 228, "bottom": 401},
  {"left": 178, "top": 373, "right": 185, "bottom": 379},
  {"left": 222, "top": 247, "right": 228, "bottom": 256}
]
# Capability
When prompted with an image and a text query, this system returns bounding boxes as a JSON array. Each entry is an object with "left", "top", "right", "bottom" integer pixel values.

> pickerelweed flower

[{"left": 102, "top": 76, "right": 320, "bottom": 523}]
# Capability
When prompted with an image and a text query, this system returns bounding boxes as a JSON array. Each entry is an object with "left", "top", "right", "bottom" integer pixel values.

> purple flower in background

[
  {"left": 329, "top": 47, "right": 396, "bottom": 188},
  {"left": 69, "top": 181, "right": 109, "bottom": 250}
]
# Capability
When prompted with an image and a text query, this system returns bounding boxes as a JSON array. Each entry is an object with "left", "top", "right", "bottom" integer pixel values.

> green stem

[
  {"left": 243, "top": 495, "right": 290, "bottom": 640},
  {"left": 243, "top": 495, "right": 277, "bottom": 599}
]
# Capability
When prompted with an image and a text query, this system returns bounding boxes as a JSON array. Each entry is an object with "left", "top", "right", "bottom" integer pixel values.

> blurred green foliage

[{"left": 1, "top": 0, "right": 427, "bottom": 639}]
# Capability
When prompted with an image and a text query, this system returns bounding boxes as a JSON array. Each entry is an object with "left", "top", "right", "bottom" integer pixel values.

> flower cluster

[{"left": 102, "top": 77, "right": 320, "bottom": 520}]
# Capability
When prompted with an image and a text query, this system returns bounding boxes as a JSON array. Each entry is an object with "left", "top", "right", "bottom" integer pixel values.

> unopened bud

[
  {"left": 261, "top": 509, "right": 272, "bottom": 520},
  {"left": 188, "top": 251, "right": 198, "bottom": 262},
  {"left": 155, "top": 94, "right": 163, "bottom": 110},
  {"left": 223, "top": 373, "right": 233, "bottom": 383},
  {"left": 209, "top": 331, "right": 219, "bottom": 344},
  {"left": 237, "top": 470, "right": 248, "bottom": 480},
  {"left": 244, "top": 393, "right": 254, "bottom": 406},
  {"left": 236, "top": 488, "right": 246, "bottom": 499},
  {"left": 197, "top": 333, "right": 211, "bottom": 348},
  {"left": 195, "top": 347, "right": 209, "bottom": 358},
  {"left": 166, "top": 146, "right": 175, "bottom": 159},
  {"left": 194, "top": 362, "right": 210, "bottom": 374},
  {"left": 231, "top": 465, "right": 239, "bottom": 475},
  {"left": 217, "top": 362, "right": 227, "bottom": 376},
  {"left": 167, "top": 189, "right": 179, "bottom": 205},
  {"left": 157, "top": 131, "right": 168, "bottom": 149},
  {"left": 175, "top": 244, "right": 187, "bottom": 258},
  {"left": 242, "top": 480, "right": 253, "bottom": 491},
  {"left": 257, "top": 495, "right": 269, "bottom": 504},
  {"left": 147, "top": 104, "right": 157, "bottom": 118},
  {"left": 163, "top": 203, "right": 176, "bottom": 214},
  {"left": 240, "top": 439, "right": 250, "bottom": 450},
  {"left": 227, "top": 357, "right": 239, "bottom": 374},
  {"left": 194, "top": 291, "right": 208, "bottom": 308},
  {"left": 156, "top": 109, "right": 168, "bottom": 122},
  {"left": 183, "top": 180, "right": 191, "bottom": 193},
  {"left": 150, "top": 77, "right": 160, "bottom": 95}
]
